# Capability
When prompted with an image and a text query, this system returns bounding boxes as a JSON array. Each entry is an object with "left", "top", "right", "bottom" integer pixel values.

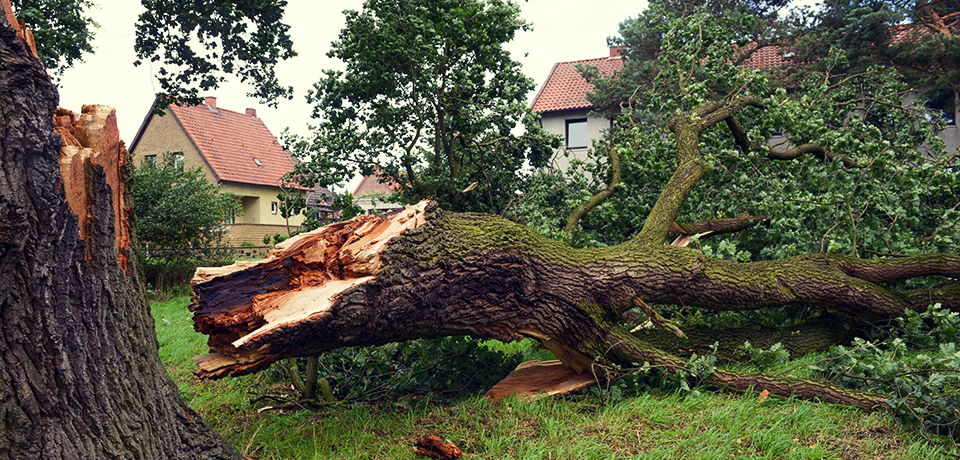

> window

[
  {"left": 565, "top": 118, "right": 588, "bottom": 149},
  {"left": 925, "top": 90, "right": 957, "bottom": 125},
  {"left": 144, "top": 154, "right": 157, "bottom": 164},
  {"left": 224, "top": 209, "right": 235, "bottom": 225},
  {"left": 271, "top": 201, "right": 278, "bottom": 215},
  {"left": 168, "top": 151, "right": 184, "bottom": 168}
]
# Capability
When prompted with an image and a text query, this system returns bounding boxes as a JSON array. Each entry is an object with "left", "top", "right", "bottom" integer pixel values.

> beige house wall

[
  {"left": 539, "top": 109, "right": 613, "bottom": 172},
  {"left": 131, "top": 113, "right": 305, "bottom": 237},
  {"left": 942, "top": 125, "right": 959, "bottom": 155},
  {"left": 354, "top": 196, "right": 403, "bottom": 214},
  {"left": 221, "top": 181, "right": 305, "bottom": 227},
  {"left": 131, "top": 113, "right": 215, "bottom": 182}
]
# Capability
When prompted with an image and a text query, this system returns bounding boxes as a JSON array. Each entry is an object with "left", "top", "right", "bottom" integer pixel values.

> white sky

[{"left": 54, "top": 1, "right": 648, "bottom": 147}]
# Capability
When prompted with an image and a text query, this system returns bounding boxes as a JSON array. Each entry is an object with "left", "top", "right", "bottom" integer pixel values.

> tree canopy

[
  {"left": 134, "top": 0, "right": 297, "bottom": 112},
  {"left": 10, "top": 0, "right": 97, "bottom": 78},
  {"left": 285, "top": 0, "right": 558, "bottom": 213},
  {"left": 794, "top": 0, "right": 959, "bottom": 92},
  {"left": 523, "top": 1, "right": 960, "bottom": 262}
]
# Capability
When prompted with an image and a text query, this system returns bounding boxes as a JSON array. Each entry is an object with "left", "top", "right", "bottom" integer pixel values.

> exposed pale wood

[
  {"left": 234, "top": 277, "right": 374, "bottom": 348},
  {"left": 485, "top": 360, "right": 601, "bottom": 402},
  {"left": 54, "top": 105, "right": 134, "bottom": 271},
  {"left": 2, "top": 0, "right": 37, "bottom": 57},
  {"left": 518, "top": 328, "right": 595, "bottom": 373},
  {"left": 192, "top": 201, "right": 430, "bottom": 378}
]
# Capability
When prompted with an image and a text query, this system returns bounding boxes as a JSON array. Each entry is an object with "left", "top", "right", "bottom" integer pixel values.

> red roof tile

[
  {"left": 168, "top": 101, "right": 295, "bottom": 188},
  {"left": 531, "top": 55, "right": 624, "bottom": 113},
  {"left": 533, "top": 45, "right": 792, "bottom": 114},
  {"left": 738, "top": 44, "right": 789, "bottom": 71}
]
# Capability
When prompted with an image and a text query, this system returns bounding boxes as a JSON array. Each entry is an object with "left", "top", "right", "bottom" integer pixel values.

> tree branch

[
  {"left": 669, "top": 213, "right": 767, "bottom": 237},
  {"left": 565, "top": 146, "right": 621, "bottom": 240},
  {"left": 633, "top": 114, "right": 711, "bottom": 245},
  {"left": 725, "top": 115, "right": 860, "bottom": 168}
]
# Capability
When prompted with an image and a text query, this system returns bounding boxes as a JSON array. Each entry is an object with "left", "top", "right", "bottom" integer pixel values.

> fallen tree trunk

[{"left": 191, "top": 200, "right": 958, "bottom": 411}]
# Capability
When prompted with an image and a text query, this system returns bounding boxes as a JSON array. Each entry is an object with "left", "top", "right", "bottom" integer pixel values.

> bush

[
  {"left": 142, "top": 256, "right": 233, "bottom": 292},
  {"left": 810, "top": 304, "right": 960, "bottom": 441},
  {"left": 132, "top": 154, "right": 240, "bottom": 251}
]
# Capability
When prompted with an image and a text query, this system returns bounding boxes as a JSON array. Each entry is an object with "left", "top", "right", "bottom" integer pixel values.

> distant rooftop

[
  {"left": 353, "top": 173, "right": 399, "bottom": 198},
  {"left": 531, "top": 47, "right": 624, "bottom": 114},
  {"left": 532, "top": 44, "right": 793, "bottom": 114},
  {"left": 131, "top": 97, "right": 296, "bottom": 188}
]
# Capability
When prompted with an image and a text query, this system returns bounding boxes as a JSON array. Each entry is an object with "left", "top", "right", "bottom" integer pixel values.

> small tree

[
  {"left": 276, "top": 176, "right": 306, "bottom": 237},
  {"left": 290, "top": 0, "right": 558, "bottom": 213},
  {"left": 132, "top": 153, "right": 241, "bottom": 287}
]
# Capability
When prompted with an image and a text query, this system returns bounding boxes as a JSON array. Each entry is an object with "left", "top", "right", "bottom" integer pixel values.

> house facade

[
  {"left": 531, "top": 47, "right": 623, "bottom": 171},
  {"left": 129, "top": 97, "right": 305, "bottom": 245},
  {"left": 352, "top": 174, "right": 402, "bottom": 214}
]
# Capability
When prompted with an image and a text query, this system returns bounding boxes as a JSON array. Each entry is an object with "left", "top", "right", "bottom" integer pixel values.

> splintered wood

[
  {"left": 484, "top": 360, "right": 600, "bottom": 402},
  {"left": 191, "top": 201, "right": 429, "bottom": 378}
]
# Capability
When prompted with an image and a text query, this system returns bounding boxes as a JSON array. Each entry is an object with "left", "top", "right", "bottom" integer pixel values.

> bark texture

[
  {"left": 191, "top": 203, "right": 956, "bottom": 410},
  {"left": 0, "top": 10, "right": 240, "bottom": 459}
]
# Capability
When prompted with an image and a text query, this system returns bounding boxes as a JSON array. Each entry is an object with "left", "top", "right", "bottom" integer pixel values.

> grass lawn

[{"left": 152, "top": 293, "right": 955, "bottom": 459}]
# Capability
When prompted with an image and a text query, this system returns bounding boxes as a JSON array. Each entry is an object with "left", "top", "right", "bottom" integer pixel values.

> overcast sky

[{"left": 54, "top": 1, "right": 649, "bottom": 145}]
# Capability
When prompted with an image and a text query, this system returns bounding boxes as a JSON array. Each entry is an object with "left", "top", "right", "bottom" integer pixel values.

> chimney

[
  {"left": 610, "top": 46, "right": 625, "bottom": 58},
  {"left": 204, "top": 96, "right": 217, "bottom": 109},
  {"left": 245, "top": 108, "right": 257, "bottom": 117}
]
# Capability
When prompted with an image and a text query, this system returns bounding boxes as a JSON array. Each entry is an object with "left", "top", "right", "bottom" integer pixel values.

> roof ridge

[{"left": 164, "top": 100, "right": 294, "bottom": 188}]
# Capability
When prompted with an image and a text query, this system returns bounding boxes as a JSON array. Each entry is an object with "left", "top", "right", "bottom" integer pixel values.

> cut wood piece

[
  {"left": 192, "top": 201, "right": 430, "bottom": 378},
  {"left": 484, "top": 360, "right": 601, "bottom": 402},
  {"left": 414, "top": 435, "right": 462, "bottom": 459}
]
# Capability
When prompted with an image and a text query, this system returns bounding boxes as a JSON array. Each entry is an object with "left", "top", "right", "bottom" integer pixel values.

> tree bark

[
  {"left": 0, "top": 10, "right": 240, "bottom": 459},
  {"left": 190, "top": 202, "right": 956, "bottom": 411}
]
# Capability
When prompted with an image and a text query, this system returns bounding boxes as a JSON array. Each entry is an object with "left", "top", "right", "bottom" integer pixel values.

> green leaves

[
  {"left": 132, "top": 153, "right": 240, "bottom": 252},
  {"left": 545, "top": 8, "right": 960, "bottom": 260},
  {"left": 272, "top": 337, "right": 525, "bottom": 405},
  {"left": 11, "top": 0, "right": 97, "bottom": 78},
  {"left": 297, "top": 0, "right": 554, "bottom": 213},
  {"left": 134, "top": 0, "right": 296, "bottom": 111},
  {"left": 811, "top": 304, "right": 960, "bottom": 440}
]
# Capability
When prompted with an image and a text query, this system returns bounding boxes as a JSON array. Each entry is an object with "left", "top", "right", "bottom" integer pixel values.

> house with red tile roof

[
  {"left": 534, "top": 43, "right": 958, "bottom": 162},
  {"left": 530, "top": 45, "right": 790, "bottom": 170},
  {"left": 531, "top": 47, "right": 624, "bottom": 171},
  {"left": 352, "top": 173, "right": 402, "bottom": 214},
  {"left": 129, "top": 97, "right": 305, "bottom": 245}
]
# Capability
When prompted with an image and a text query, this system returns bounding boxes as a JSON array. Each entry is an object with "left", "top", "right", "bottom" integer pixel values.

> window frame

[{"left": 565, "top": 118, "right": 589, "bottom": 149}]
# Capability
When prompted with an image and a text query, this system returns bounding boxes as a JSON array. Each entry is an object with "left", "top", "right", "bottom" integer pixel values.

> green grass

[{"left": 152, "top": 293, "right": 956, "bottom": 459}]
